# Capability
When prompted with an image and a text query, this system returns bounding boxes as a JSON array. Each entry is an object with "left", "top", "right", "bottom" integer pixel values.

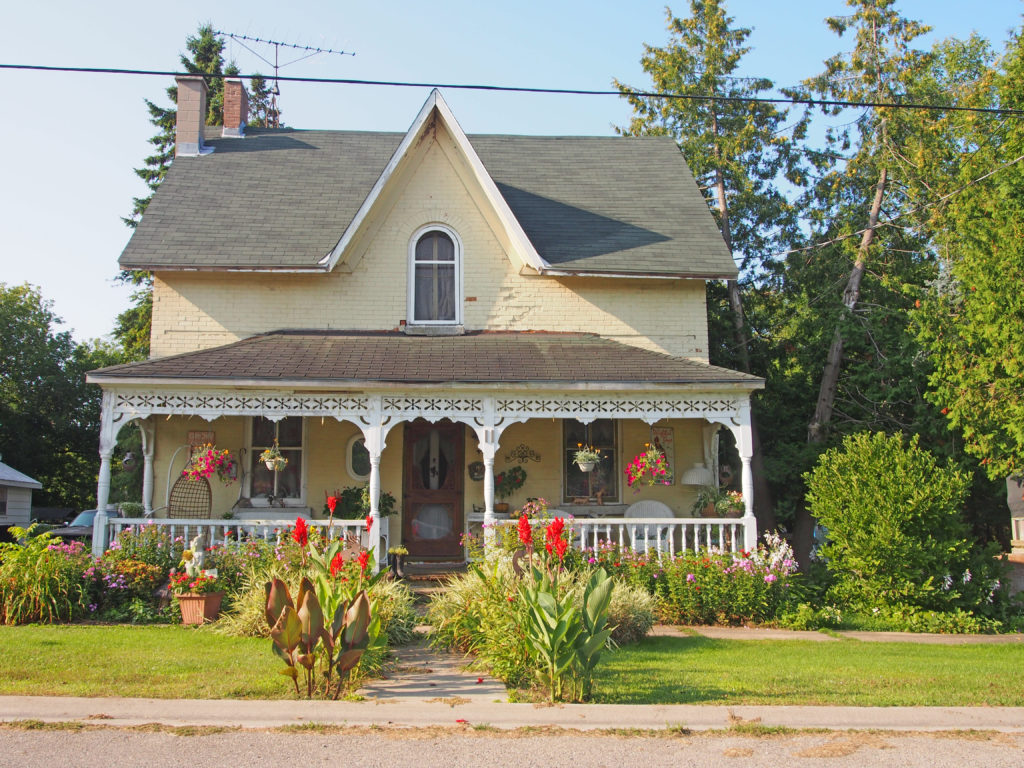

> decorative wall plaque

[{"left": 505, "top": 443, "right": 541, "bottom": 464}]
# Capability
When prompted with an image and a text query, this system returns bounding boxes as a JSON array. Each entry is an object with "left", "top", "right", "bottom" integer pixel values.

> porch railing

[
  {"left": 490, "top": 516, "right": 757, "bottom": 555},
  {"left": 91, "top": 515, "right": 367, "bottom": 558}
]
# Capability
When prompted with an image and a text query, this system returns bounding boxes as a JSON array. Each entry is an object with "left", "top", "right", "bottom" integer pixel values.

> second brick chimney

[
  {"left": 175, "top": 75, "right": 210, "bottom": 157},
  {"left": 223, "top": 78, "right": 249, "bottom": 138}
]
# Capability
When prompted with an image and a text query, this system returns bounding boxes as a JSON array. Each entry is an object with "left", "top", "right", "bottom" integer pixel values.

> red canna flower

[
  {"left": 554, "top": 536, "right": 568, "bottom": 561},
  {"left": 517, "top": 513, "right": 532, "bottom": 548},
  {"left": 357, "top": 550, "right": 370, "bottom": 572},
  {"left": 365, "top": 514, "right": 373, "bottom": 531},
  {"left": 326, "top": 496, "right": 338, "bottom": 514},
  {"left": 330, "top": 551, "right": 344, "bottom": 578},
  {"left": 291, "top": 517, "right": 309, "bottom": 548}
]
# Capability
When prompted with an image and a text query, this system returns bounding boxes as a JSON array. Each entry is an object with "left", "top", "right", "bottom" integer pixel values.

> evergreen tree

[
  {"left": 615, "top": 1, "right": 808, "bottom": 529},
  {"left": 249, "top": 74, "right": 282, "bottom": 128}
]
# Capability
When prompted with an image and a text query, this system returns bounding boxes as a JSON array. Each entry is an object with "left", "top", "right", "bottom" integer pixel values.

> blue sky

[{"left": 1, "top": 0, "right": 1021, "bottom": 342}]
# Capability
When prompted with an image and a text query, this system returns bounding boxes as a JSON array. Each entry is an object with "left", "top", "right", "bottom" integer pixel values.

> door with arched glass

[{"left": 402, "top": 419, "right": 464, "bottom": 559}]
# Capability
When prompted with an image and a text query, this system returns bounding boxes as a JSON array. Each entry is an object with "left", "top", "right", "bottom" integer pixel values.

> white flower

[{"left": 962, "top": 569, "right": 972, "bottom": 584}]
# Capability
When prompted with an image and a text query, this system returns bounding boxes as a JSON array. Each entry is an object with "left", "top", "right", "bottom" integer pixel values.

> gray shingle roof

[
  {"left": 0, "top": 461, "right": 42, "bottom": 490},
  {"left": 119, "top": 127, "right": 735, "bottom": 278},
  {"left": 89, "top": 331, "right": 762, "bottom": 387}
]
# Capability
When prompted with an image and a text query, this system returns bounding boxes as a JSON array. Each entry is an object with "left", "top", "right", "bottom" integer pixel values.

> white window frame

[
  {"left": 346, "top": 433, "right": 371, "bottom": 482},
  {"left": 407, "top": 223, "right": 463, "bottom": 327},
  {"left": 245, "top": 416, "right": 307, "bottom": 507}
]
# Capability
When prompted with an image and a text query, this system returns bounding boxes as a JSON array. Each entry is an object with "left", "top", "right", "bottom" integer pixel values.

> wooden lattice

[{"left": 166, "top": 475, "right": 212, "bottom": 519}]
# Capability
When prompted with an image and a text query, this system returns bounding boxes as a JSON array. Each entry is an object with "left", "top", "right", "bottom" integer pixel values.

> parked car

[{"left": 48, "top": 509, "right": 122, "bottom": 540}]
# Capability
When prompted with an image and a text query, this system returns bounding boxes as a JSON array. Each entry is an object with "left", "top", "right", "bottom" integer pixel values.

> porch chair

[
  {"left": 159, "top": 475, "right": 213, "bottom": 519},
  {"left": 625, "top": 500, "right": 673, "bottom": 554}
]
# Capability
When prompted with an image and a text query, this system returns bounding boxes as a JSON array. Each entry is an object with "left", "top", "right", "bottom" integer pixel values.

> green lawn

[
  {"left": 0, "top": 625, "right": 289, "bottom": 699},
  {"left": 2, "top": 625, "right": 1021, "bottom": 706},
  {"left": 593, "top": 635, "right": 1024, "bottom": 706}
]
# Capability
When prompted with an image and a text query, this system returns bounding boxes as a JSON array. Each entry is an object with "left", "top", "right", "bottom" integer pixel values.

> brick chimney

[
  {"left": 223, "top": 78, "right": 249, "bottom": 138},
  {"left": 175, "top": 75, "right": 210, "bottom": 157}
]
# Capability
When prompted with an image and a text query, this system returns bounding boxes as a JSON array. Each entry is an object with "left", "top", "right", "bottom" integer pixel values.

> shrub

[
  {"left": 0, "top": 527, "right": 93, "bottom": 624},
  {"left": 805, "top": 432, "right": 1016, "bottom": 619}
]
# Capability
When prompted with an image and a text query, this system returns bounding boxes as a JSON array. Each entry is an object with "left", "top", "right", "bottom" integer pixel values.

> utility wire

[{"left": 1, "top": 63, "right": 1022, "bottom": 116}]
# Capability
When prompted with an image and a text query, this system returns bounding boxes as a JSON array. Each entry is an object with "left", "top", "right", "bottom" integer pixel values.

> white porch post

[
  {"left": 732, "top": 400, "right": 758, "bottom": 551},
  {"left": 93, "top": 390, "right": 118, "bottom": 557},
  {"left": 471, "top": 420, "right": 509, "bottom": 553},
  {"left": 359, "top": 416, "right": 394, "bottom": 573},
  {"left": 138, "top": 418, "right": 155, "bottom": 516}
]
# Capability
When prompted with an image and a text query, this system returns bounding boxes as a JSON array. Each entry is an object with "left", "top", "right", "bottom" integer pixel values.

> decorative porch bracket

[{"left": 358, "top": 411, "right": 398, "bottom": 574}]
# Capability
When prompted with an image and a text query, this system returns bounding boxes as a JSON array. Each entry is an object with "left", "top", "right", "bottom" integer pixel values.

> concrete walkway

[{"left": 0, "top": 695, "right": 1022, "bottom": 733}]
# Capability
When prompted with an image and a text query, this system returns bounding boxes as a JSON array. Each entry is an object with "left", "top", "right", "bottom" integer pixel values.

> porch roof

[{"left": 88, "top": 331, "right": 763, "bottom": 389}]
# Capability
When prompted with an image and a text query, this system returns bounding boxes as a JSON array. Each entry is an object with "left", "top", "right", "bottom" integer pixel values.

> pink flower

[
  {"left": 764, "top": 573, "right": 778, "bottom": 584},
  {"left": 686, "top": 573, "right": 696, "bottom": 583}
]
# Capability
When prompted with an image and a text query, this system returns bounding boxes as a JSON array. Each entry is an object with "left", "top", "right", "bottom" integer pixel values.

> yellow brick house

[{"left": 87, "top": 78, "right": 763, "bottom": 562}]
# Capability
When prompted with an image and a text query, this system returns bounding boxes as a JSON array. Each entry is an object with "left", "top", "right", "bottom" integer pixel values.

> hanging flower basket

[
  {"left": 573, "top": 445, "right": 601, "bottom": 473},
  {"left": 259, "top": 440, "right": 288, "bottom": 472},
  {"left": 625, "top": 445, "right": 672, "bottom": 490},
  {"left": 182, "top": 444, "right": 237, "bottom": 485}
]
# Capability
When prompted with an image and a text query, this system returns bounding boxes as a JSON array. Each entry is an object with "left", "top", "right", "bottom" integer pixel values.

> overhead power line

[{"left": 1, "top": 63, "right": 1022, "bottom": 116}]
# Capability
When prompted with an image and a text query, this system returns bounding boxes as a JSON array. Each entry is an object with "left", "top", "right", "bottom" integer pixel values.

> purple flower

[{"left": 686, "top": 573, "right": 696, "bottom": 583}]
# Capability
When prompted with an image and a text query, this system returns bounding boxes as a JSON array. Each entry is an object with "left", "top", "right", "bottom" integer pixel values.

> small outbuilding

[{"left": 0, "top": 458, "right": 43, "bottom": 529}]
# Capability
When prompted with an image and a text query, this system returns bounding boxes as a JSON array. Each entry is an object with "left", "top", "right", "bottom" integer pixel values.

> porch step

[{"left": 403, "top": 560, "right": 468, "bottom": 580}]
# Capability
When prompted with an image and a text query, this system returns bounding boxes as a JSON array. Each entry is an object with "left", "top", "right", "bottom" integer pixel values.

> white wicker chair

[{"left": 625, "top": 500, "right": 673, "bottom": 553}]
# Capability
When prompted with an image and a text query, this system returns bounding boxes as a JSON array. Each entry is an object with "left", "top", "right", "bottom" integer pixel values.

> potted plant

[
  {"left": 259, "top": 439, "right": 288, "bottom": 472},
  {"left": 493, "top": 466, "right": 527, "bottom": 515},
  {"left": 690, "top": 485, "right": 744, "bottom": 518},
  {"left": 573, "top": 444, "right": 602, "bottom": 472},
  {"left": 624, "top": 444, "right": 672, "bottom": 490},
  {"left": 387, "top": 545, "right": 408, "bottom": 578},
  {"left": 169, "top": 569, "right": 223, "bottom": 625}
]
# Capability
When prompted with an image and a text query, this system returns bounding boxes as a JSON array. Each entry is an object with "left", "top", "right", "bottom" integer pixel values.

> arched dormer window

[{"left": 408, "top": 225, "right": 462, "bottom": 327}]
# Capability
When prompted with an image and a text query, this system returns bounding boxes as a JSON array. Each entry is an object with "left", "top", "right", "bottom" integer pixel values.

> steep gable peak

[{"left": 322, "top": 89, "right": 545, "bottom": 272}]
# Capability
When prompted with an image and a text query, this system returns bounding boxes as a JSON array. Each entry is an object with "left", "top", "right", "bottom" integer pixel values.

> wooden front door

[{"left": 402, "top": 420, "right": 464, "bottom": 559}]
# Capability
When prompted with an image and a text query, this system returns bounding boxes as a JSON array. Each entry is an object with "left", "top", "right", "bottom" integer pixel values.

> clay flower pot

[{"left": 177, "top": 591, "right": 224, "bottom": 625}]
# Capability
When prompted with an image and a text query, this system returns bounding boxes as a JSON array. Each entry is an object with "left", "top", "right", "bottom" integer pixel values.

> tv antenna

[{"left": 215, "top": 31, "right": 355, "bottom": 127}]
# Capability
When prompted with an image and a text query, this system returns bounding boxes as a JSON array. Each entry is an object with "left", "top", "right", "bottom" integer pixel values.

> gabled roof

[
  {"left": 87, "top": 331, "right": 763, "bottom": 389},
  {"left": 120, "top": 91, "right": 735, "bottom": 279},
  {"left": 0, "top": 461, "right": 42, "bottom": 490}
]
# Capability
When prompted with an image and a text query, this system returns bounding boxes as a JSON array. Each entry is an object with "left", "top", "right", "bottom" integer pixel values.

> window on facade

[
  {"left": 0, "top": 487, "right": 6, "bottom": 516},
  {"left": 412, "top": 229, "right": 458, "bottom": 323},
  {"left": 249, "top": 416, "right": 303, "bottom": 502},
  {"left": 347, "top": 434, "right": 371, "bottom": 481},
  {"left": 563, "top": 419, "right": 618, "bottom": 503}
]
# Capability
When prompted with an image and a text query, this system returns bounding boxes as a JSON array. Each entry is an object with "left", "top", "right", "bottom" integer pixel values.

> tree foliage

[
  {"left": 915, "top": 30, "right": 1024, "bottom": 482},
  {"left": 0, "top": 284, "right": 123, "bottom": 509}
]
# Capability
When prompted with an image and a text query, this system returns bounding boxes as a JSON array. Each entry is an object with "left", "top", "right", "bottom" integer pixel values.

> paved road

[{"left": 2, "top": 726, "right": 1022, "bottom": 767}]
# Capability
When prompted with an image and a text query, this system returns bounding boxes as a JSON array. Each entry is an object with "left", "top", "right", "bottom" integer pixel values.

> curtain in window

[{"left": 414, "top": 231, "right": 456, "bottom": 322}]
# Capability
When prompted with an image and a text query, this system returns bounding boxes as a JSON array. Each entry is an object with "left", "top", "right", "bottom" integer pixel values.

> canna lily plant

[{"left": 516, "top": 514, "right": 614, "bottom": 702}]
